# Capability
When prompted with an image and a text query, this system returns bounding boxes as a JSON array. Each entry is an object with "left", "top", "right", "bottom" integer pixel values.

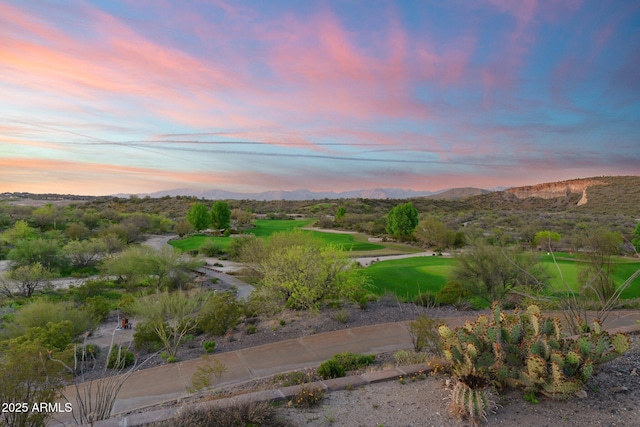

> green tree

[
  {"left": 31, "top": 203, "right": 63, "bottom": 230},
  {"left": 0, "top": 342, "right": 67, "bottom": 427},
  {"left": 198, "top": 291, "right": 244, "bottom": 336},
  {"left": 210, "top": 201, "right": 231, "bottom": 231},
  {"left": 1, "top": 219, "right": 38, "bottom": 244},
  {"left": 335, "top": 206, "right": 347, "bottom": 225},
  {"left": 63, "top": 238, "right": 107, "bottom": 268},
  {"left": 147, "top": 246, "right": 204, "bottom": 291},
  {"left": 131, "top": 291, "right": 204, "bottom": 360},
  {"left": 65, "top": 222, "right": 91, "bottom": 240},
  {"left": 100, "top": 246, "right": 203, "bottom": 291},
  {"left": 186, "top": 202, "right": 210, "bottom": 232},
  {"left": 633, "top": 221, "right": 640, "bottom": 253},
  {"left": 99, "top": 232, "right": 126, "bottom": 255},
  {"left": 450, "top": 242, "right": 550, "bottom": 304},
  {"left": 414, "top": 217, "right": 455, "bottom": 249},
  {"left": 1, "top": 262, "right": 52, "bottom": 297},
  {"left": 386, "top": 202, "right": 419, "bottom": 240},
  {"left": 231, "top": 208, "right": 253, "bottom": 229},
  {"left": 8, "top": 238, "right": 65, "bottom": 271},
  {"left": 6, "top": 300, "right": 95, "bottom": 339},
  {"left": 256, "top": 231, "right": 370, "bottom": 310},
  {"left": 533, "top": 230, "right": 561, "bottom": 250},
  {"left": 579, "top": 227, "right": 623, "bottom": 301},
  {"left": 80, "top": 209, "right": 102, "bottom": 229},
  {"left": 173, "top": 219, "right": 195, "bottom": 237}
]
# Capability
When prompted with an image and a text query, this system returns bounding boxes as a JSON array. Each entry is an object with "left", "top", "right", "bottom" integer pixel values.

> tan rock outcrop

[{"left": 506, "top": 178, "right": 606, "bottom": 205}]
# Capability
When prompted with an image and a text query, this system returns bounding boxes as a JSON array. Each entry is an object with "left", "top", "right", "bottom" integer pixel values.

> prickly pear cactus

[
  {"left": 448, "top": 379, "right": 497, "bottom": 425},
  {"left": 437, "top": 303, "right": 632, "bottom": 409},
  {"left": 572, "top": 320, "right": 630, "bottom": 366}
]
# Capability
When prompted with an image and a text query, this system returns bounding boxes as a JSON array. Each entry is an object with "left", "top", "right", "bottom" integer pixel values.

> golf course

[{"left": 170, "top": 219, "right": 640, "bottom": 303}]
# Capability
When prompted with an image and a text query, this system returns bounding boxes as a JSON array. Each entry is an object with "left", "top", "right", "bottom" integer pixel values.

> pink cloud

[{"left": 0, "top": 157, "right": 293, "bottom": 195}]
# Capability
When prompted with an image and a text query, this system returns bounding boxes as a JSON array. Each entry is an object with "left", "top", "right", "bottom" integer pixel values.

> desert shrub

[
  {"left": 436, "top": 280, "right": 468, "bottom": 305},
  {"left": 199, "top": 240, "right": 223, "bottom": 257},
  {"left": 413, "top": 291, "right": 439, "bottom": 307},
  {"left": 133, "top": 321, "right": 164, "bottom": 352},
  {"left": 149, "top": 401, "right": 287, "bottom": 427},
  {"left": 330, "top": 352, "right": 375, "bottom": 371},
  {"left": 16, "top": 320, "right": 76, "bottom": 352},
  {"left": 333, "top": 309, "right": 349, "bottom": 323},
  {"left": 292, "top": 384, "right": 325, "bottom": 408},
  {"left": 317, "top": 359, "right": 345, "bottom": 379},
  {"left": 84, "top": 296, "right": 111, "bottom": 322},
  {"left": 202, "top": 341, "right": 216, "bottom": 353},
  {"left": 318, "top": 352, "right": 375, "bottom": 379},
  {"left": 226, "top": 235, "right": 254, "bottom": 261},
  {"left": 408, "top": 314, "right": 442, "bottom": 353},
  {"left": 75, "top": 343, "right": 100, "bottom": 362},
  {"left": 393, "top": 349, "right": 428, "bottom": 365},
  {"left": 10, "top": 300, "right": 95, "bottom": 339},
  {"left": 198, "top": 292, "right": 243, "bottom": 336},
  {"left": 68, "top": 278, "right": 115, "bottom": 303},
  {"left": 245, "top": 287, "right": 282, "bottom": 317},
  {"left": 107, "top": 344, "right": 134, "bottom": 369},
  {"left": 273, "top": 370, "right": 310, "bottom": 387},
  {"left": 188, "top": 357, "right": 226, "bottom": 393}
]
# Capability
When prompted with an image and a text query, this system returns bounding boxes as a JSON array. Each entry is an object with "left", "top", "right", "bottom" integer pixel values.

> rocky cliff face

[{"left": 506, "top": 178, "right": 606, "bottom": 206}]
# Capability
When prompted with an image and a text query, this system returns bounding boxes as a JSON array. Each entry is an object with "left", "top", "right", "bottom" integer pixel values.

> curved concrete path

[{"left": 50, "top": 310, "right": 640, "bottom": 426}]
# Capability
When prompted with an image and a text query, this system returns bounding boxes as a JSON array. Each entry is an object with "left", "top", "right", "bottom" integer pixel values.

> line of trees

[{"left": 186, "top": 201, "right": 231, "bottom": 232}]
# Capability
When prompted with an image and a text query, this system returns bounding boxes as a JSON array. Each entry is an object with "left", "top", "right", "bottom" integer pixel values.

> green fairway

[
  {"left": 537, "top": 254, "right": 640, "bottom": 297},
  {"left": 306, "top": 230, "right": 384, "bottom": 251},
  {"left": 170, "top": 219, "right": 384, "bottom": 253},
  {"left": 365, "top": 253, "right": 640, "bottom": 302},
  {"left": 168, "top": 235, "right": 232, "bottom": 252},
  {"left": 247, "top": 219, "right": 316, "bottom": 237},
  {"left": 246, "top": 219, "right": 383, "bottom": 250},
  {"left": 365, "top": 256, "right": 457, "bottom": 301}
]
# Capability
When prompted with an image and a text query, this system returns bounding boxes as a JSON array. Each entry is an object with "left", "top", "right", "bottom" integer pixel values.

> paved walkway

[{"left": 50, "top": 310, "right": 640, "bottom": 426}]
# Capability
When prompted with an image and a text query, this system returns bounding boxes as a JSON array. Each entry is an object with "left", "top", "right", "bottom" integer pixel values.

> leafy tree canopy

[
  {"left": 186, "top": 202, "right": 210, "bottom": 232},
  {"left": 386, "top": 202, "right": 419, "bottom": 240},
  {"left": 210, "top": 201, "right": 231, "bottom": 231}
]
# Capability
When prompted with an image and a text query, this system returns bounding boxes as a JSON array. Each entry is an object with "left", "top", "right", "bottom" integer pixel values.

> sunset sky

[{"left": 1, "top": 0, "right": 639, "bottom": 196}]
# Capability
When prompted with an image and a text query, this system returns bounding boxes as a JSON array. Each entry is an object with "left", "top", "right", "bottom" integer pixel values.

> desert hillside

[
  {"left": 506, "top": 178, "right": 606, "bottom": 205},
  {"left": 465, "top": 175, "right": 640, "bottom": 216}
]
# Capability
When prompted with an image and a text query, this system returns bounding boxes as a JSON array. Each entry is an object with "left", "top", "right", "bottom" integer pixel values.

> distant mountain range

[{"left": 139, "top": 187, "right": 490, "bottom": 201}]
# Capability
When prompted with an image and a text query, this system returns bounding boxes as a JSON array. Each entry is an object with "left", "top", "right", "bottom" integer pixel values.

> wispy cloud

[{"left": 1, "top": 0, "right": 638, "bottom": 194}]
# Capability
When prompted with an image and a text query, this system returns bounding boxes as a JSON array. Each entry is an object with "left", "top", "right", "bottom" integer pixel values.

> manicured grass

[
  {"left": 306, "top": 230, "right": 384, "bottom": 251},
  {"left": 538, "top": 253, "right": 640, "bottom": 297},
  {"left": 248, "top": 219, "right": 384, "bottom": 250},
  {"left": 169, "top": 235, "right": 232, "bottom": 252},
  {"left": 365, "top": 253, "right": 640, "bottom": 302},
  {"left": 171, "top": 219, "right": 384, "bottom": 253},
  {"left": 612, "top": 262, "right": 640, "bottom": 298},
  {"left": 366, "top": 256, "right": 456, "bottom": 301},
  {"left": 247, "top": 219, "right": 316, "bottom": 237}
]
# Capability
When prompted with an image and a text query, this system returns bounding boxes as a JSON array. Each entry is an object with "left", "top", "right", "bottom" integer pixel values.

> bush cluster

[
  {"left": 107, "top": 345, "right": 134, "bottom": 369},
  {"left": 317, "top": 352, "right": 375, "bottom": 379},
  {"left": 198, "top": 292, "right": 243, "bottom": 336},
  {"left": 292, "top": 384, "right": 325, "bottom": 408}
]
